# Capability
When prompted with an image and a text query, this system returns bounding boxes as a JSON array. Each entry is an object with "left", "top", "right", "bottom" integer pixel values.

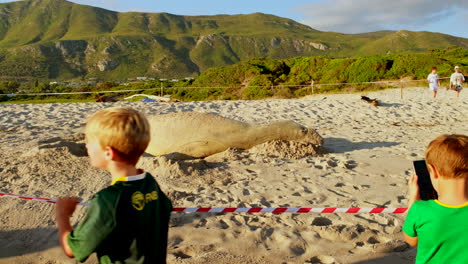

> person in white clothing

[
  {"left": 450, "top": 66, "right": 465, "bottom": 98},
  {"left": 427, "top": 66, "right": 440, "bottom": 98}
]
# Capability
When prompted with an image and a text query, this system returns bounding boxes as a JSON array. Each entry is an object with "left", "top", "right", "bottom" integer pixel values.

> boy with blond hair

[
  {"left": 404, "top": 134, "right": 468, "bottom": 263},
  {"left": 55, "top": 107, "right": 172, "bottom": 263},
  {"left": 450, "top": 66, "right": 465, "bottom": 98}
]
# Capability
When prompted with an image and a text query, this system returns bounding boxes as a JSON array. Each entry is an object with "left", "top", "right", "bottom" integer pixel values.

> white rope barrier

[
  {"left": 5, "top": 87, "right": 162, "bottom": 96},
  {"left": 0, "top": 77, "right": 453, "bottom": 97}
]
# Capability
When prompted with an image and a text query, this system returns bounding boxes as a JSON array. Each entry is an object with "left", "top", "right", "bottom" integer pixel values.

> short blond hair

[
  {"left": 85, "top": 107, "right": 150, "bottom": 165},
  {"left": 426, "top": 134, "right": 468, "bottom": 178}
]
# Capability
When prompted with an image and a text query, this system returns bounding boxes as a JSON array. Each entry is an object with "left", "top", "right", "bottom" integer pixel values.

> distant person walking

[
  {"left": 427, "top": 67, "right": 440, "bottom": 98},
  {"left": 450, "top": 66, "right": 465, "bottom": 98}
]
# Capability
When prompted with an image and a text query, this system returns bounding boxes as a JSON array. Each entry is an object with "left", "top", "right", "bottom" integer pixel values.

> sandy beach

[{"left": 0, "top": 87, "right": 467, "bottom": 264}]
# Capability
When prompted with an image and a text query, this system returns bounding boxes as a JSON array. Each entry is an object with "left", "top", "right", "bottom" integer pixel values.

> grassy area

[
  {"left": 1, "top": 46, "right": 466, "bottom": 103},
  {"left": 189, "top": 48, "right": 467, "bottom": 99}
]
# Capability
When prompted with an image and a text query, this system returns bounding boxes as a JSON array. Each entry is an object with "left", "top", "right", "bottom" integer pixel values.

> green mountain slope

[{"left": 0, "top": 0, "right": 467, "bottom": 80}]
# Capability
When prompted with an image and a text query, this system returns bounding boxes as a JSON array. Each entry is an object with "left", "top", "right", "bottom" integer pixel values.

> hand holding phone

[
  {"left": 413, "top": 160, "right": 438, "bottom": 200},
  {"left": 408, "top": 174, "right": 420, "bottom": 204}
]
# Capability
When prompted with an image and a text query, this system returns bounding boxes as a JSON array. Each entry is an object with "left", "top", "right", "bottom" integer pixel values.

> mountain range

[{"left": 1, "top": 0, "right": 467, "bottom": 80}]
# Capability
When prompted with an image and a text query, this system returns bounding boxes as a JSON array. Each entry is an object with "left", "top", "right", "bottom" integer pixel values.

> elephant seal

[{"left": 146, "top": 112, "right": 323, "bottom": 158}]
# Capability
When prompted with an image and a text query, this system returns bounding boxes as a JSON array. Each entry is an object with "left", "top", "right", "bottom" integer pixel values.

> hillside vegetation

[
  {"left": 175, "top": 47, "right": 468, "bottom": 100},
  {"left": 0, "top": 0, "right": 468, "bottom": 80},
  {"left": 2, "top": 47, "right": 466, "bottom": 103}
]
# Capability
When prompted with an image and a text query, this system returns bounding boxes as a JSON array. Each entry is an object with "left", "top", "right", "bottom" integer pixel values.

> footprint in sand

[
  {"left": 194, "top": 218, "right": 207, "bottom": 228},
  {"left": 169, "top": 236, "right": 184, "bottom": 248},
  {"left": 290, "top": 244, "right": 306, "bottom": 256},
  {"left": 259, "top": 197, "right": 272, "bottom": 207},
  {"left": 367, "top": 236, "right": 380, "bottom": 244},
  {"left": 171, "top": 251, "right": 191, "bottom": 260},
  {"left": 371, "top": 240, "right": 410, "bottom": 253},
  {"left": 217, "top": 219, "right": 230, "bottom": 230},
  {"left": 312, "top": 217, "right": 332, "bottom": 227},
  {"left": 308, "top": 255, "right": 338, "bottom": 264},
  {"left": 308, "top": 194, "right": 328, "bottom": 204}
]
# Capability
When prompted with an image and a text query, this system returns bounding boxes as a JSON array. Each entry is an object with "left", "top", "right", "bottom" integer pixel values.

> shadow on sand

[
  {"left": 353, "top": 250, "right": 416, "bottom": 264},
  {"left": 378, "top": 102, "right": 403, "bottom": 107},
  {"left": 324, "top": 137, "right": 400, "bottom": 153},
  {"left": 0, "top": 227, "right": 59, "bottom": 258}
]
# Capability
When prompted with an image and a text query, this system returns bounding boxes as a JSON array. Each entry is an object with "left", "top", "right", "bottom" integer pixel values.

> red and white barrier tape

[
  {"left": 0, "top": 192, "right": 408, "bottom": 214},
  {"left": 0, "top": 192, "right": 89, "bottom": 206},
  {"left": 172, "top": 207, "right": 408, "bottom": 214}
]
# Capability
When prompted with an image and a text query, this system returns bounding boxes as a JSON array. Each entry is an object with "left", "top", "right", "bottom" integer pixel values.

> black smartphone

[{"left": 413, "top": 160, "right": 438, "bottom": 200}]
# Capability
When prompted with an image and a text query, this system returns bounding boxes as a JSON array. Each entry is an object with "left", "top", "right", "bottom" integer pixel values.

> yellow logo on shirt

[
  {"left": 131, "top": 192, "right": 145, "bottom": 211},
  {"left": 131, "top": 191, "right": 158, "bottom": 211}
]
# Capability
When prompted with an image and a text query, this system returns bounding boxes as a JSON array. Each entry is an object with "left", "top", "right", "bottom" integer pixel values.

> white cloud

[{"left": 297, "top": 0, "right": 468, "bottom": 33}]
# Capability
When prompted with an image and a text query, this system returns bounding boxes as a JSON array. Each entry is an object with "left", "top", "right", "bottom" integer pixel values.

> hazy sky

[{"left": 1, "top": 0, "right": 467, "bottom": 38}]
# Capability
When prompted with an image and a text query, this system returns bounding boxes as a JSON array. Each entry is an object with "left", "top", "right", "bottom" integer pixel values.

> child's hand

[
  {"left": 56, "top": 197, "right": 79, "bottom": 218},
  {"left": 55, "top": 197, "right": 77, "bottom": 258},
  {"left": 408, "top": 174, "right": 421, "bottom": 208}
]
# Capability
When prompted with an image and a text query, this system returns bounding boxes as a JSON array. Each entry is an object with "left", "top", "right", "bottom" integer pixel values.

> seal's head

[{"left": 303, "top": 127, "right": 324, "bottom": 146}]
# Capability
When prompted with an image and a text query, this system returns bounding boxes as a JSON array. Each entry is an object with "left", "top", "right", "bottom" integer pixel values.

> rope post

[
  {"left": 400, "top": 80, "right": 403, "bottom": 99},
  {"left": 160, "top": 83, "right": 163, "bottom": 97},
  {"left": 311, "top": 80, "right": 314, "bottom": 94}
]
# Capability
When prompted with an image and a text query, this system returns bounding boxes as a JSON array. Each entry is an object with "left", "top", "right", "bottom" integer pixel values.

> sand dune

[{"left": 0, "top": 87, "right": 467, "bottom": 263}]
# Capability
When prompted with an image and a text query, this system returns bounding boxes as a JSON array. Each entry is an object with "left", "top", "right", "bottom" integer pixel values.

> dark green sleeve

[
  {"left": 68, "top": 193, "right": 117, "bottom": 262},
  {"left": 402, "top": 202, "right": 420, "bottom": 238}
]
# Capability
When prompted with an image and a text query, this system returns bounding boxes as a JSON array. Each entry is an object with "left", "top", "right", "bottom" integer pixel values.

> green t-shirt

[
  {"left": 68, "top": 172, "right": 173, "bottom": 263},
  {"left": 403, "top": 200, "right": 468, "bottom": 264}
]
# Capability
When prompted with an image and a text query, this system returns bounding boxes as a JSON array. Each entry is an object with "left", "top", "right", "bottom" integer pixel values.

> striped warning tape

[
  {"left": 0, "top": 192, "right": 408, "bottom": 214},
  {"left": 0, "top": 192, "right": 89, "bottom": 206},
  {"left": 172, "top": 207, "right": 408, "bottom": 214}
]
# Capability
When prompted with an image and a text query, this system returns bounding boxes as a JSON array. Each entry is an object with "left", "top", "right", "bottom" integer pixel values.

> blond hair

[
  {"left": 85, "top": 107, "right": 150, "bottom": 165},
  {"left": 426, "top": 134, "right": 468, "bottom": 178}
]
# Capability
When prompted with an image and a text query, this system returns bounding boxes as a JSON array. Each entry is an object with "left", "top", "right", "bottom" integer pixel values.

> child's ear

[
  {"left": 104, "top": 146, "right": 115, "bottom": 161},
  {"left": 105, "top": 146, "right": 124, "bottom": 162},
  {"left": 427, "top": 164, "right": 439, "bottom": 179}
]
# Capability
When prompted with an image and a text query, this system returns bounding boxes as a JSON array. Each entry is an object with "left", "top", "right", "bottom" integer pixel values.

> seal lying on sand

[
  {"left": 146, "top": 112, "right": 323, "bottom": 158},
  {"left": 361, "top": 96, "right": 379, "bottom": 107}
]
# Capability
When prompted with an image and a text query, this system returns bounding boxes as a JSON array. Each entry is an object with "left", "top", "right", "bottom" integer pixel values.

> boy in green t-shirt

[
  {"left": 403, "top": 134, "right": 468, "bottom": 263},
  {"left": 55, "top": 107, "right": 173, "bottom": 263}
]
